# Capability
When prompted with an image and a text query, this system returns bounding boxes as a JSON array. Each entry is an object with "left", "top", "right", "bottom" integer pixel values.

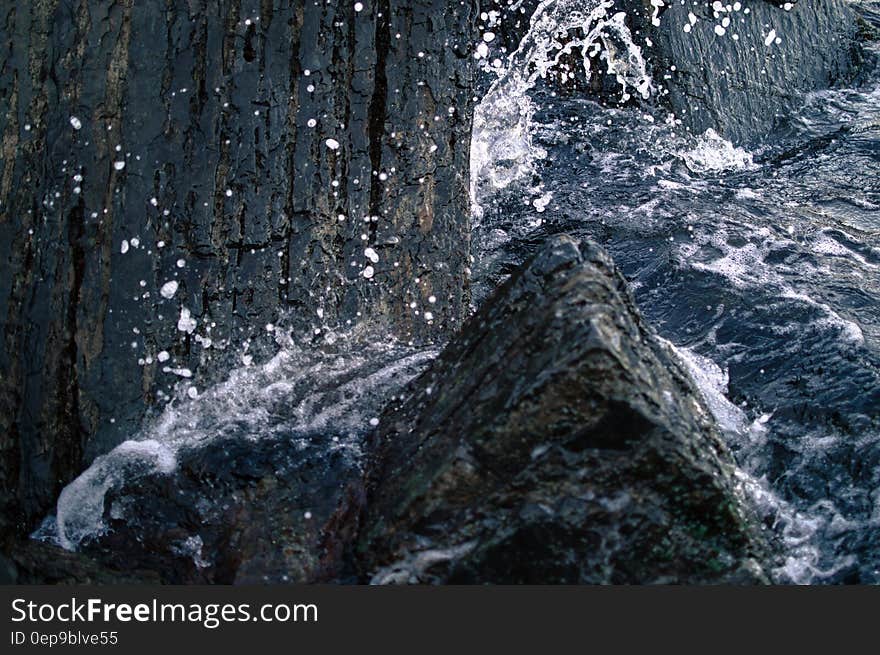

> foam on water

[
  {"left": 672, "top": 345, "right": 750, "bottom": 436},
  {"left": 679, "top": 128, "right": 757, "bottom": 174},
  {"left": 671, "top": 342, "right": 869, "bottom": 584},
  {"left": 677, "top": 221, "right": 869, "bottom": 347},
  {"left": 35, "top": 329, "right": 437, "bottom": 551}
]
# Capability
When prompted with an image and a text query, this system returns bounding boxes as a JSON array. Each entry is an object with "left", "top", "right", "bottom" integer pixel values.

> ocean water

[{"left": 471, "top": 0, "right": 880, "bottom": 583}]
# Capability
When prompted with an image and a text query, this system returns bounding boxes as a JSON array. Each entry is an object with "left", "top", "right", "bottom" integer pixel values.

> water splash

[
  {"left": 673, "top": 342, "right": 874, "bottom": 584},
  {"left": 34, "top": 329, "right": 437, "bottom": 551},
  {"left": 471, "top": 0, "right": 653, "bottom": 219},
  {"left": 679, "top": 128, "right": 757, "bottom": 174}
]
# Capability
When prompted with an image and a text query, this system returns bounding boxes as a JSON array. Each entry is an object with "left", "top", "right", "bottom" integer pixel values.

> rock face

[
  {"left": 649, "top": 0, "right": 863, "bottom": 144},
  {"left": 5, "top": 541, "right": 160, "bottom": 585},
  {"left": 74, "top": 430, "right": 365, "bottom": 584},
  {"left": 358, "top": 236, "right": 770, "bottom": 584},
  {"left": 0, "top": 0, "right": 477, "bottom": 541}
]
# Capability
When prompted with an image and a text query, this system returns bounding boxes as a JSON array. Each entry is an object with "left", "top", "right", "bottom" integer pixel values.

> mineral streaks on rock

[
  {"left": 0, "top": 0, "right": 477, "bottom": 537},
  {"left": 359, "top": 236, "right": 770, "bottom": 584}
]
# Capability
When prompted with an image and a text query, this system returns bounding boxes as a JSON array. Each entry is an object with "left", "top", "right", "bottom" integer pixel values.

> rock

[
  {"left": 33, "top": 339, "right": 433, "bottom": 583},
  {"left": 0, "top": 552, "right": 17, "bottom": 583},
  {"left": 74, "top": 431, "right": 365, "bottom": 584},
  {"left": 649, "top": 0, "right": 863, "bottom": 144},
  {"left": 8, "top": 540, "right": 160, "bottom": 584},
  {"left": 1, "top": 0, "right": 850, "bottom": 579},
  {"left": 358, "top": 235, "right": 770, "bottom": 584},
  {"left": 13, "top": 429, "right": 367, "bottom": 584},
  {"left": 0, "top": 0, "right": 478, "bottom": 540}
]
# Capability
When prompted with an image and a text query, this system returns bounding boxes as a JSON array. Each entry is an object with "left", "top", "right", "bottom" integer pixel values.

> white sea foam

[
  {"left": 35, "top": 330, "right": 437, "bottom": 551},
  {"left": 679, "top": 128, "right": 756, "bottom": 174},
  {"left": 471, "top": 0, "right": 653, "bottom": 219}
]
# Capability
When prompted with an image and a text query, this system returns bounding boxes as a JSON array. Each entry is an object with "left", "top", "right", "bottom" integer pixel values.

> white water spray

[
  {"left": 34, "top": 331, "right": 437, "bottom": 551},
  {"left": 471, "top": 0, "right": 654, "bottom": 219}
]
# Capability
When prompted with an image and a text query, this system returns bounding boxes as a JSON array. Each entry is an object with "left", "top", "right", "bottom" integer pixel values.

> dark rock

[
  {"left": 8, "top": 430, "right": 364, "bottom": 585},
  {"left": 75, "top": 431, "right": 365, "bottom": 584},
  {"left": 2, "top": 0, "right": 844, "bottom": 582},
  {"left": 484, "top": 0, "right": 864, "bottom": 144},
  {"left": 648, "top": 0, "right": 863, "bottom": 144},
  {"left": 358, "top": 235, "right": 770, "bottom": 584},
  {"left": 0, "top": 552, "right": 17, "bottom": 583},
  {"left": 9, "top": 540, "right": 160, "bottom": 584},
  {"left": 31, "top": 339, "right": 434, "bottom": 584},
  {"left": 0, "top": 0, "right": 478, "bottom": 540}
]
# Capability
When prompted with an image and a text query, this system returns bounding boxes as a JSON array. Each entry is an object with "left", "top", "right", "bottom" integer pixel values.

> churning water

[{"left": 472, "top": 1, "right": 880, "bottom": 583}]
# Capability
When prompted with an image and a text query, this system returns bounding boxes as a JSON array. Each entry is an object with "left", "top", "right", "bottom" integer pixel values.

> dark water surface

[{"left": 471, "top": 8, "right": 880, "bottom": 583}]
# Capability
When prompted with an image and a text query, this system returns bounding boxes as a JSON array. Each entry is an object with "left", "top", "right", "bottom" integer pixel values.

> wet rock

[
  {"left": 68, "top": 431, "right": 365, "bottom": 584},
  {"left": 485, "top": 0, "right": 864, "bottom": 144},
  {"left": 0, "top": 0, "right": 478, "bottom": 539},
  {"left": 28, "top": 340, "right": 434, "bottom": 584},
  {"left": 8, "top": 541, "right": 160, "bottom": 584},
  {"left": 649, "top": 0, "right": 863, "bottom": 144},
  {"left": 358, "top": 235, "right": 770, "bottom": 584}
]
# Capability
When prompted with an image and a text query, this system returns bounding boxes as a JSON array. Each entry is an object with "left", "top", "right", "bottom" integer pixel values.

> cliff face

[
  {"left": 0, "top": 0, "right": 476, "bottom": 538},
  {"left": 650, "top": 0, "right": 862, "bottom": 144}
]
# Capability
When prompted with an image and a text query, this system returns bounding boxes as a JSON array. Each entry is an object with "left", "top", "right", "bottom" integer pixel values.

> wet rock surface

[
  {"left": 358, "top": 236, "right": 770, "bottom": 584},
  {"left": 649, "top": 0, "right": 863, "bottom": 144},
  {"left": 0, "top": 0, "right": 477, "bottom": 540},
  {"left": 4, "top": 541, "right": 160, "bottom": 585},
  {"left": 6, "top": 431, "right": 360, "bottom": 584},
  {"left": 75, "top": 431, "right": 364, "bottom": 584}
]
